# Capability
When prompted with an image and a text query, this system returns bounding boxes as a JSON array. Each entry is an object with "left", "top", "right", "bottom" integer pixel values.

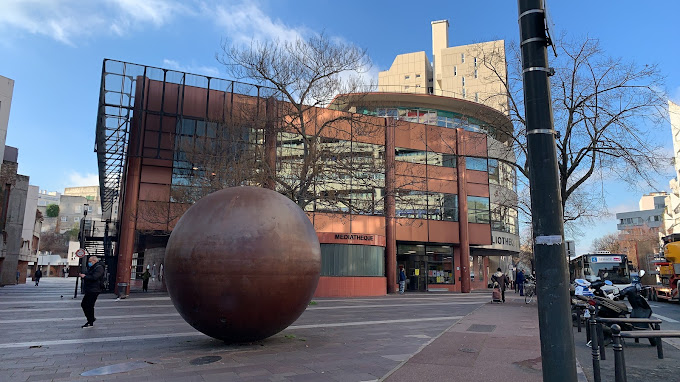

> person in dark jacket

[
  {"left": 491, "top": 268, "right": 509, "bottom": 303},
  {"left": 34, "top": 268, "right": 42, "bottom": 286},
  {"left": 398, "top": 266, "right": 406, "bottom": 294},
  {"left": 516, "top": 269, "right": 526, "bottom": 296},
  {"left": 79, "top": 256, "right": 105, "bottom": 328},
  {"left": 141, "top": 269, "right": 151, "bottom": 292}
]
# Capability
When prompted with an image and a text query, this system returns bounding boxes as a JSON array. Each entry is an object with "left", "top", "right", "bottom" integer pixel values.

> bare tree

[
  {"left": 39, "top": 231, "right": 69, "bottom": 255},
  {"left": 474, "top": 35, "right": 668, "bottom": 229},
  {"left": 591, "top": 232, "right": 623, "bottom": 253},
  {"left": 217, "top": 33, "right": 386, "bottom": 214}
]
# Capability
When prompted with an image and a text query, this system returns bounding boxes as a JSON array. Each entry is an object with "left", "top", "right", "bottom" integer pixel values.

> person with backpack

[
  {"left": 491, "top": 268, "right": 509, "bottom": 303},
  {"left": 79, "top": 256, "right": 105, "bottom": 328}
]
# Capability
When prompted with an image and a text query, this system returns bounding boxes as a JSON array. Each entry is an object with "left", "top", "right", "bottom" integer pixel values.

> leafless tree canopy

[
  {"left": 591, "top": 232, "right": 623, "bottom": 253},
  {"left": 217, "top": 33, "right": 389, "bottom": 214},
  {"left": 477, "top": 35, "right": 668, "bottom": 227}
]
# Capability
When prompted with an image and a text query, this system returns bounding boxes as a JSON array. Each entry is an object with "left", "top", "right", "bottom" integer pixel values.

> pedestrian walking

[
  {"left": 79, "top": 256, "right": 105, "bottom": 328},
  {"left": 517, "top": 269, "right": 525, "bottom": 296},
  {"left": 34, "top": 268, "right": 42, "bottom": 286},
  {"left": 491, "top": 268, "right": 509, "bottom": 303},
  {"left": 16, "top": 270, "right": 20, "bottom": 284},
  {"left": 142, "top": 269, "right": 151, "bottom": 292},
  {"left": 398, "top": 266, "right": 406, "bottom": 294}
]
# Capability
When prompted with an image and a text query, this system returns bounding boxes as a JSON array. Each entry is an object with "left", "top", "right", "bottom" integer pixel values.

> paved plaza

[
  {"left": 0, "top": 278, "right": 488, "bottom": 381},
  {"left": 5, "top": 278, "right": 680, "bottom": 381}
]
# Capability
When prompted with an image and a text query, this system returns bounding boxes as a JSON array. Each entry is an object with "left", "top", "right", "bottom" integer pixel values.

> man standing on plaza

[
  {"left": 79, "top": 256, "right": 105, "bottom": 328},
  {"left": 516, "top": 269, "right": 525, "bottom": 296},
  {"left": 34, "top": 268, "right": 42, "bottom": 286}
]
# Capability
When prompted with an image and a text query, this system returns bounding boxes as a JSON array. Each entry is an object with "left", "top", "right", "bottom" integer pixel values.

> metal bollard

[
  {"left": 589, "top": 319, "right": 601, "bottom": 382},
  {"left": 612, "top": 324, "right": 627, "bottom": 382},
  {"left": 597, "top": 321, "right": 606, "bottom": 360}
]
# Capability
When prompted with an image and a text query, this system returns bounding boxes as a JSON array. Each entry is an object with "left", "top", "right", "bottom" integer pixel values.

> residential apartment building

[
  {"left": 378, "top": 20, "right": 509, "bottom": 114},
  {"left": 666, "top": 100, "right": 680, "bottom": 234},
  {"left": 617, "top": 192, "right": 667, "bottom": 231},
  {"left": 37, "top": 189, "right": 61, "bottom": 233}
]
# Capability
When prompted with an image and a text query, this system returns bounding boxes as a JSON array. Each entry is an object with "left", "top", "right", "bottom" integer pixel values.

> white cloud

[
  {"left": 66, "top": 172, "right": 99, "bottom": 188},
  {"left": 207, "top": 1, "right": 306, "bottom": 45},
  {"left": 0, "top": 0, "right": 186, "bottom": 45},
  {"left": 162, "top": 59, "right": 221, "bottom": 77}
]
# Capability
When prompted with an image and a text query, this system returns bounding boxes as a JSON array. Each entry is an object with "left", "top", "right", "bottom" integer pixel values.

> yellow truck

[{"left": 653, "top": 234, "right": 680, "bottom": 301}]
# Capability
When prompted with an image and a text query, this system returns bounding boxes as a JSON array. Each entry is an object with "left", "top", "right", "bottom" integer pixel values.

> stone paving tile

[{"left": 0, "top": 277, "right": 489, "bottom": 381}]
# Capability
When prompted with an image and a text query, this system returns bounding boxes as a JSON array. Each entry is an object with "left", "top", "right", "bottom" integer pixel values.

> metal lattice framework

[{"left": 95, "top": 59, "right": 282, "bottom": 222}]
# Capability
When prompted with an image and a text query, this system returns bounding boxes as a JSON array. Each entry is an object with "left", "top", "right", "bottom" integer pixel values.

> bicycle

[{"left": 524, "top": 278, "right": 536, "bottom": 303}]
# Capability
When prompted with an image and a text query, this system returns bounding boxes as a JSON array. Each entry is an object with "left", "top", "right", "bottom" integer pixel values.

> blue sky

[{"left": 0, "top": 0, "right": 678, "bottom": 253}]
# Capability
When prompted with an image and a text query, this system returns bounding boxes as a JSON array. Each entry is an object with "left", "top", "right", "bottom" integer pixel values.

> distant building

[
  {"left": 20, "top": 185, "right": 42, "bottom": 262},
  {"left": 0, "top": 75, "right": 13, "bottom": 175},
  {"left": 0, "top": 146, "right": 31, "bottom": 285},
  {"left": 666, "top": 100, "right": 680, "bottom": 234},
  {"left": 37, "top": 189, "right": 61, "bottom": 233},
  {"left": 378, "top": 20, "right": 508, "bottom": 114},
  {"left": 616, "top": 192, "right": 667, "bottom": 231}
]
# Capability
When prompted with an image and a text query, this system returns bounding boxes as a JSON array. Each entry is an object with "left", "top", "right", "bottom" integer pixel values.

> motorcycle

[{"left": 571, "top": 277, "right": 656, "bottom": 345}]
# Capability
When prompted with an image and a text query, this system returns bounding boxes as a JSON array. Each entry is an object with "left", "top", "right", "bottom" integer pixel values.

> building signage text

[{"left": 334, "top": 234, "right": 374, "bottom": 241}]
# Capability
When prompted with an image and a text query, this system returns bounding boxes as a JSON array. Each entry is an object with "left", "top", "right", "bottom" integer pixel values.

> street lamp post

[{"left": 517, "top": 1, "right": 577, "bottom": 381}]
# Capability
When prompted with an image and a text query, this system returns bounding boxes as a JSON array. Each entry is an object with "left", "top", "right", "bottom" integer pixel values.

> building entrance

[{"left": 396, "top": 243, "right": 454, "bottom": 292}]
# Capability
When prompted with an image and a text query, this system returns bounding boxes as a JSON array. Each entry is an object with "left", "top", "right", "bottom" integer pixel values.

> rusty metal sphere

[{"left": 164, "top": 186, "right": 321, "bottom": 343}]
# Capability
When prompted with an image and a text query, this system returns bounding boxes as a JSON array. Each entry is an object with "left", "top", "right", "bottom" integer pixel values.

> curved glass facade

[{"left": 355, "top": 106, "right": 498, "bottom": 139}]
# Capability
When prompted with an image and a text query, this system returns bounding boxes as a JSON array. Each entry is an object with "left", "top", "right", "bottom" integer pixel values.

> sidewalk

[
  {"left": 385, "top": 291, "right": 680, "bottom": 382},
  {"left": 383, "top": 293, "right": 544, "bottom": 381}
]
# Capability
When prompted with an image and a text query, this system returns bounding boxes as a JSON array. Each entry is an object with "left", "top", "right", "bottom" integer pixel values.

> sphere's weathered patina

[{"left": 164, "top": 186, "right": 321, "bottom": 343}]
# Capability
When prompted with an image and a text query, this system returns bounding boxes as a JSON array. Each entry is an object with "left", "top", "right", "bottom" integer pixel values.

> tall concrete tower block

[
  {"left": 431, "top": 20, "right": 449, "bottom": 95},
  {"left": 0, "top": 76, "right": 13, "bottom": 173}
]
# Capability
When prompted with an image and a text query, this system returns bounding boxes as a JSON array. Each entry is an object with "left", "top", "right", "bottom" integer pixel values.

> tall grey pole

[{"left": 517, "top": 1, "right": 577, "bottom": 381}]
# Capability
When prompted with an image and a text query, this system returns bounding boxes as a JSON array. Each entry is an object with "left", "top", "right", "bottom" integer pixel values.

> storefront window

[{"left": 397, "top": 244, "right": 454, "bottom": 290}]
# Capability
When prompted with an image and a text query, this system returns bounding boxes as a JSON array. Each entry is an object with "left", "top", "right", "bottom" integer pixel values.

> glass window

[
  {"left": 462, "top": 77, "right": 466, "bottom": 86},
  {"left": 454, "top": 66, "right": 457, "bottom": 76},
  {"left": 395, "top": 148, "right": 428, "bottom": 165},
  {"left": 74, "top": 217, "right": 80, "bottom": 222},
  {"left": 427, "top": 249, "right": 455, "bottom": 284},
  {"left": 466, "top": 157, "right": 488, "bottom": 172},
  {"left": 320, "top": 244, "right": 385, "bottom": 276},
  {"left": 474, "top": 69, "right": 478, "bottom": 78},
  {"left": 461, "top": 53, "right": 465, "bottom": 63},
  {"left": 468, "top": 196, "right": 490, "bottom": 224},
  {"left": 488, "top": 159, "right": 499, "bottom": 184},
  {"left": 405, "top": 75, "right": 410, "bottom": 80},
  {"left": 491, "top": 203, "right": 518, "bottom": 234},
  {"left": 416, "top": 74, "right": 421, "bottom": 78},
  {"left": 61, "top": 217, "right": 67, "bottom": 222}
]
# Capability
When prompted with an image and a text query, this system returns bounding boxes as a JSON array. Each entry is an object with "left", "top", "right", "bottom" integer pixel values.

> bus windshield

[{"left": 584, "top": 262, "right": 631, "bottom": 284}]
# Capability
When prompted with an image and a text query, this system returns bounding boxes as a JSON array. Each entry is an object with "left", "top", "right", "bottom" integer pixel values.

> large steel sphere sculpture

[{"left": 164, "top": 186, "right": 321, "bottom": 343}]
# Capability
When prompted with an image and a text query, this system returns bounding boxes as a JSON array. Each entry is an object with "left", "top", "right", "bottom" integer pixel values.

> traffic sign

[{"left": 75, "top": 248, "right": 86, "bottom": 258}]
